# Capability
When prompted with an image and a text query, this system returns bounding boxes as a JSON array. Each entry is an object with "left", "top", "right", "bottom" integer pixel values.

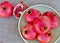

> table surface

[{"left": 0, "top": 0, "right": 60, "bottom": 43}]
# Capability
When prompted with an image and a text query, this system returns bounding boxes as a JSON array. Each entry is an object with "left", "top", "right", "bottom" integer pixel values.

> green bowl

[{"left": 18, "top": 4, "right": 60, "bottom": 43}]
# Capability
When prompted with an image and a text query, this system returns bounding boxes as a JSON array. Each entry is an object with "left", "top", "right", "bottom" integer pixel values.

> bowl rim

[{"left": 18, "top": 4, "right": 60, "bottom": 43}]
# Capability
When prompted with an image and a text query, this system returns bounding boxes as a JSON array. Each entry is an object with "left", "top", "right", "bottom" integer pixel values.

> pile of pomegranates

[
  {"left": 0, "top": 0, "right": 59, "bottom": 43},
  {"left": 22, "top": 9, "right": 59, "bottom": 43},
  {"left": 0, "top": 1, "right": 28, "bottom": 19}
]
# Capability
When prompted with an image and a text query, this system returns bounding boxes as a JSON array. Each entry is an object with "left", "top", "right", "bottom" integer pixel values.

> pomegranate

[
  {"left": 0, "top": 1, "right": 13, "bottom": 18},
  {"left": 13, "top": 1, "right": 28, "bottom": 19}
]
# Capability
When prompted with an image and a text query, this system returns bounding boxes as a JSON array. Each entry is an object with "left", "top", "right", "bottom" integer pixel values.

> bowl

[{"left": 18, "top": 4, "right": 60, "bottom": 43}]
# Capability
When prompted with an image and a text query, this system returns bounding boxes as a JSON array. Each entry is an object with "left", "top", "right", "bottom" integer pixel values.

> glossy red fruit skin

[
  {"left": 43, "top": 11, "right": 59, "bottom": 29},
  {"left": 37, "top": 31, "right": 52, "bottom": 43},
  {"left": 0, "top": 1, "right": 13, "bottom": 18},
  {"left": 22, "top": 24, "right": 37, "bottom": 40},
  {"left": 25, "top": 9, "right": 41, "bottom": 23},
  {"left": 33, "top": 16, "right": 51, "bottom": 34},
  {"left": 13, "top": 1, "right": 28, "bottom": 19}
]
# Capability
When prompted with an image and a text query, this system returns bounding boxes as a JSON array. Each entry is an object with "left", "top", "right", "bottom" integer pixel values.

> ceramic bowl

[{"left": 18, "top": 4, "right": 60, "bottom": 43}]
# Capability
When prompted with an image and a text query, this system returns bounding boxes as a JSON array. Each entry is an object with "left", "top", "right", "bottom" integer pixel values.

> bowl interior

[{"left": 19, "top": 5, "right": 60, "bottom": 43}]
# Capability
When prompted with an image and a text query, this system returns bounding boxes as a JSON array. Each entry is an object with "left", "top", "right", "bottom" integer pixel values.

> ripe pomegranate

[
  {"left": 0, "top": 1, "right": 13, "bottom": 18},
  {"left": 43, "top": 11, "right": 59, "bottom": 29},
  {"left": 37, "top": 31, "right": 52, "bottom": 43},
  {"left": 33, "top": 16, "right": 51, "bottom": 34},
  {"left": 22, "top": 24, "right": 37, "bottom": 40},
  {"left": 13, "top": 1, "right": 28, "bottom": 19},
  {"left": 25, "top": 9, "right": 41, "bottom": 23}
]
